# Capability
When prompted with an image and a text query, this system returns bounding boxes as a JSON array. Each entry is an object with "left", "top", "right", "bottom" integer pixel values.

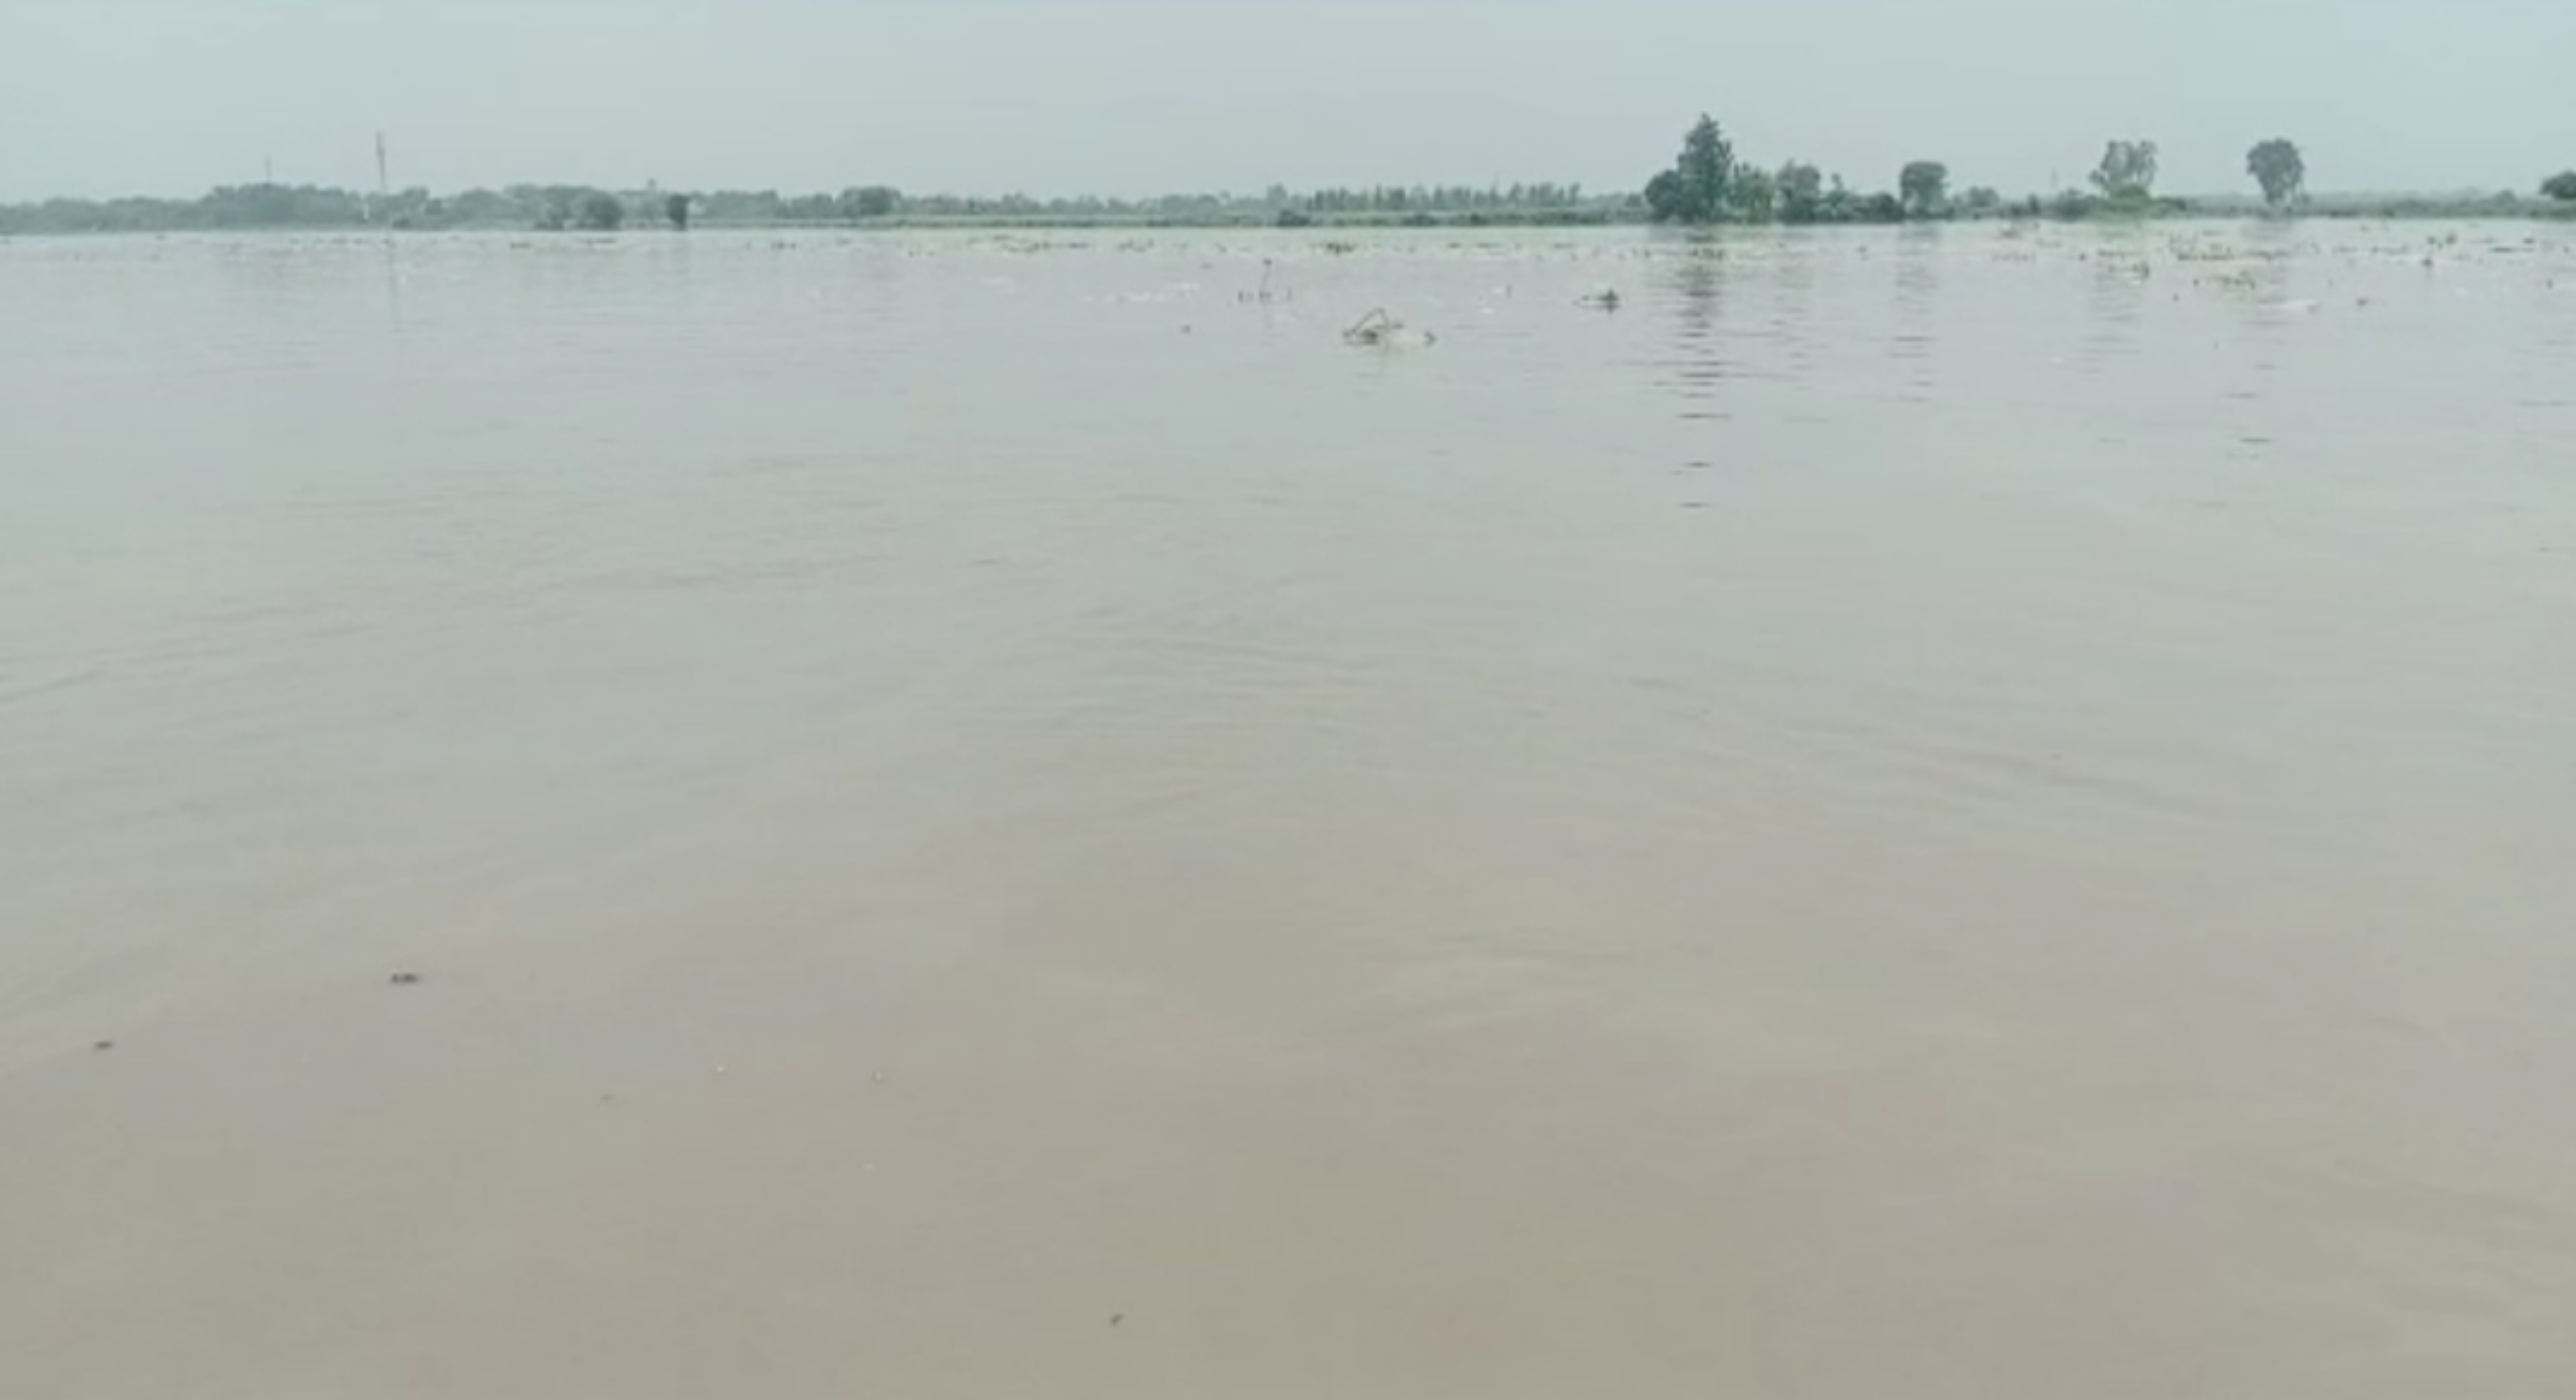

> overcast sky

[{"left": 4, "top": 0, "right": 2572, "bottom": 202}]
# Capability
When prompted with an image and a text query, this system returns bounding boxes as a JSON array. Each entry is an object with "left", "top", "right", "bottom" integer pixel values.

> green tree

[
  {"left": 845, "top": 185, "right": 907, "bottom": 219},
  {"left": 2246, "top": 139, "right": 2305, "bottom": 208},
  {"left": 1818, "top": 173, "right": 1858, "bottom": 224},
  {"left": 664, "top": 193, "right": 691, "bottom": 230},
  {"left": 1645, "top": 114, "right": 1736, "bottom": 223},
  {"left": 573, "top": 191, "right": 624, "bottom": 230},
  {"left": 1643, "top": 170, "right": 1687, "bottom": 222},
  {"left": 1676, "top": 115, "right": 1734, "bottom": 222},
  {"left": 1776, "top": 162, "right": 1826, "bottom": 224},
  {"left": 1729, "top": 164, "right": 1778, "bottom": 222},
  {"left": 2090, "top": 140, "right": 2160, "bottom": 202},
  {"left": 2544, "top": 172, "right": 2576, "bottom": 201},
  {"left": 1898, "top": 160, "right": 1950, "bottom": 218},
  {"left": 1960, "top": 186, "right": 2004, "bottom": 216}
]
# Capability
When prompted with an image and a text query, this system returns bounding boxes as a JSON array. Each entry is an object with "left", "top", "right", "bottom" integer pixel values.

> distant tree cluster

[
  {"left": 0, "top": 182, "right": 928, "bottom": 235},
  {"left": 1898, "top": 161, "right": 1951, "bottom": 217},
  {"left": 2090, "top": 140, "right": 2161, "bottom": 202},
  {"left": 0, "top": 183, "right": 376, "bottom": 233},
  {"left": 528, "top": 187, "right": 630, "bottom": 230},
  {"left": 0, "top": 182, "right": 670, "bottom": 235},
  {"left": 683, "top": 189, "right": 875, "bottom": 222},
  {"left": 1633, "top": 122, "right": 2332, "bottom": 225},
  {"left": 1640, "top": 115, "right": 1957, "bottom": 226},
  {"left": 675, "top": 183, "right": 1610, "bottom": 226},
  {"left": 1638, "top": 115, "right": 1978, "bottom": 224},
  {"left": 2246, "top": 139, "right": 2305, "bottom": 208},
  {"left": 2545, "top": 172, "right": 2576, "bottom": 202},
  {"left": 0, "top": 174, "right": 1621, "bottom": 236},
  {"left": 1302, "top": 182, "right": 1586, "bottom": 214}
]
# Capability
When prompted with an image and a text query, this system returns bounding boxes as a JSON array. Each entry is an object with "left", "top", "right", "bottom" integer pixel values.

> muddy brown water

[{"left": 4, "top": 224, "right": 2574, "bottom": 1398}]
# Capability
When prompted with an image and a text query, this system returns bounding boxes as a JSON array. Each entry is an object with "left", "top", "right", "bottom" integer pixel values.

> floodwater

[{"left": 3, "top": 223, "right": 2573, "bottom": 1398}]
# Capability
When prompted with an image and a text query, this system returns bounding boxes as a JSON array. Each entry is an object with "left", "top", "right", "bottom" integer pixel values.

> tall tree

[
  {"left": 1676, "top": 115, "right": 1735, "bottom": 222},
  {"left": 664, "top": 193, "right": 691, "bottom": 230},
  {"left": 1898, "top": 160, "right": 1950, "bottom": 218},
  {"left": 1645, "top": 115, "right": 1737, "bottom": 223},
  {"left": 2090, "top": 140, "right": 2160, "bottom": 201},
  {"left": 2543, "top": 172, "right": 2576, "bottom": 201},
  {"left": 2246, "top": 139, "right": 2306, "bottom": 208}
]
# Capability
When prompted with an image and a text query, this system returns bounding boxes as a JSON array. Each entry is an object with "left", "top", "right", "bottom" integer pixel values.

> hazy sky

[{"left": 4, "top": 1, "right": 2572, "bottom": 201}]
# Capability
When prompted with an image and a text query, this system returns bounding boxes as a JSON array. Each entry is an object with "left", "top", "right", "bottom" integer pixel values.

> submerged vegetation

[{"left": 5, "top": 125, "right": 2574, "bottom": 235}]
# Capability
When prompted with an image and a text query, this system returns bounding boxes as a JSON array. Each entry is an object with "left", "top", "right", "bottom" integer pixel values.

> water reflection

[
  {"left": 2077, "top": 232, "right": 2152, "bottom": 373},
  {"left": 380, "top": 233, "right": 406, "bottom": 327},
  {"left": 1660, "top": 244, "right": 1730, "bottom": 423},
  {"left": 1890, "top": 225, "right": 1943, "bottom": 402},
  {"left": 1764, "top": 231, "right": 1820, "bottom": 384},
  {"left": 2197, "top": 221, "right": 2302, "bottom": 339},
  {"left": 2532, "top": 234, "right": 2576, "bottom": 364}
]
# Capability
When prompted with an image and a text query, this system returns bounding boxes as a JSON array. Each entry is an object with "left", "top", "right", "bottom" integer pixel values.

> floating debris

[
  {"left": 389, "top": 971, "right": 422, "bottom": 987},
  {"left": 1343, "top": 308, "right": 1436, "bottom": 348}
]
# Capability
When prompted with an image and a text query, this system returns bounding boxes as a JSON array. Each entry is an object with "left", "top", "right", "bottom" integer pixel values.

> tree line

[
  {"left": 0, "top": 181, "right": 1626, "bottom": 234},
  {"left": 1641, "top": 114, "right": 2576, "bottom": 222},
  {"left": 1640, "top": 115, "right": 2188, "bottom": 224},
  {"left": 7, "top": 140, "right": 2575, "bottom": 236},
  {"left": 0, "top": 183, "right": 903, "bottom": 235}
]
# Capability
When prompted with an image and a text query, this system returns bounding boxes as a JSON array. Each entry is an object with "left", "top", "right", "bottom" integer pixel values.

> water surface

[{"left": 4, "top": 223, "right": 2574, "bottom": 1398}]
